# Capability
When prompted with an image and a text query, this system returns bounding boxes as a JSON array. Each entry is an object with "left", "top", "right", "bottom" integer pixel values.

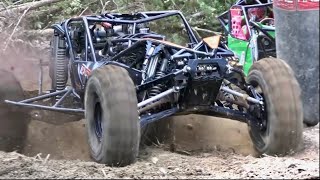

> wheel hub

[{"left": 94, "top": 102, "right": 103, "bottom": 141}]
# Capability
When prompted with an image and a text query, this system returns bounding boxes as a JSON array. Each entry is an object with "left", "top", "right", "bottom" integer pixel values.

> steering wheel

[{"left": 259, "top": 18, "right": 275, "bottom": 26}]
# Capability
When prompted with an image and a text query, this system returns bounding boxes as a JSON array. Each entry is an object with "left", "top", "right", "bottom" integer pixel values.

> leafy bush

[{"left": 4, "top": 0, "right": 234, "bottom": 38}]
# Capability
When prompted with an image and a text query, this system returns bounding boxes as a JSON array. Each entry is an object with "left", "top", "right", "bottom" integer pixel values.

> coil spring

[
  {"left": 149, "top": 71, "right": 166, "bottom": 97},
  {"left": 55, "top": 48, "right": 67, "bottom": 102}
]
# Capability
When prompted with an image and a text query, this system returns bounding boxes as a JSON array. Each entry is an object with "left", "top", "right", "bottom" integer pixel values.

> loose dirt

[{"left": 0, "top": 124, "right": 318, "bottom": 179}]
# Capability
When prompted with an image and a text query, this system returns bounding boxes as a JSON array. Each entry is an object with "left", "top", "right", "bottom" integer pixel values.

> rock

[
  {"left": 151, "top": 157, "right": 158, "bottom": 164},
  {"left": 159, "top": 167, "right": 167, "bottom": 174},
  {"left": 167, "top": 166, "right": 174, "bottom": 170},
  {"left": 195, "top": 167, "right": 203, "bottom": 173},
  {"left": 288, "top": 164, "right": 297, "bottom": 168}
]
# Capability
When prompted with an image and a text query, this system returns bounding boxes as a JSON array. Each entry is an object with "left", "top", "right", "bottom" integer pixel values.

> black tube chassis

[{"left": 5, "top": 10, "right": 266, "bottom": 128}]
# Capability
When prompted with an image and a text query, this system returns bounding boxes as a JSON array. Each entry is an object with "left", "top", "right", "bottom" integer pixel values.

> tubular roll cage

[
  {"left": 52, "top": 9, "right": 235, "bottom": 91},
  {"left": 53, "top": 10, "right": 234, "bottom": 87},
  {"left": 54, "top": 10, "right": 200, "bottom": 63}
]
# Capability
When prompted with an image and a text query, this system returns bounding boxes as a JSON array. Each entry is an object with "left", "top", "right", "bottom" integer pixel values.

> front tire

[
  {"left": 84, "top": 65, "right": 140, "bottom": 166},
  {"left": 303, "top": 118, "right": 319, "bottom": 127},
  {"left": 247, "top": 57, "right": 303, "bottom": 156}
]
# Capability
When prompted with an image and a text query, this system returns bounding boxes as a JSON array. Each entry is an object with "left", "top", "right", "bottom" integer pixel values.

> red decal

[
  {"left": 274, "top": 0, "right": 296, "bottom": 11},
  {"left": 274, "top": 0, "right": 319, "bottom": 10},
  {"left": 101, "top": 22, "right": 112, "bottom": 28},
  {"left": 297, "top": 0, "right": 319, "bottom": 10},
  {"left": 80, "top": 64, "right": 91, "bottom": 77}
]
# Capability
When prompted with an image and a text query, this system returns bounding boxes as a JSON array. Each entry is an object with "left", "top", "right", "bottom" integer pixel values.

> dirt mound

[
  {"left": 0, "top": 35, "right": 90, "bottom": 160},
  {"left": 168, "top": 115, "right": 256, "bottom": 155},
  {"left": 0, "top": 124, "right": 318, "bottom": 179},
  {"left": 0, "top": 70, "right": 30, "bottom": 153},
  {"left": 23, "top": 120, "right": 90, "bottom": 161}
]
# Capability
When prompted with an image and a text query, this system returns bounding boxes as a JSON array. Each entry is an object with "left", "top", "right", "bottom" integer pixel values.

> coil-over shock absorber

[
  {"left": 49, "top": 34, "right": 68, "bottom": 103},
  {"left": 149, "top": 58, "right": 168, "bottom": 97}
]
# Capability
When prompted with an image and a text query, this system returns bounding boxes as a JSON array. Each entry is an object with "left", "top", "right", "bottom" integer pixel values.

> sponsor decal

[
  {"left": 80, "top": 64, "right": 91, "bottom": 77},
  {"left": 297, "top": 0, "right": 319, "bottom": 10},
  {"left": 274, "top": 0, "right": 319, "bottom": 11}
]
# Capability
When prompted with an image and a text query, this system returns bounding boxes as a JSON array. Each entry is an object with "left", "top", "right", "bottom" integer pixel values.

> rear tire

[
  {"left": 84, "top": 65, "right": 140, "bottom": 166},
  {"left": 247, "top": 57, "right": 303, "bottom": 156},
  {"left": 0, "top": 70, "right": 30, "bottom": 153}
]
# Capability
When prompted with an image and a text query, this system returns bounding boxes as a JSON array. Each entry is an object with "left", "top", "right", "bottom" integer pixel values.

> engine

[{"left": 69, "top": 22, "right": 131, "bottom": 60}]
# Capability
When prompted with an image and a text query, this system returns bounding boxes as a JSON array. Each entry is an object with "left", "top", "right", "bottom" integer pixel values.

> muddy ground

[{"left": 0, "top": 33, "right": 319, "bottom": 179}]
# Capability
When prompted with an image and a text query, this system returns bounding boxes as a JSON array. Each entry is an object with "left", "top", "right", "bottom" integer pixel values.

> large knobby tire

[
  {"left": 247, "top": 57, "right": 303, "bottom": 156},
  {"left": 304, "top": 117, "right": 319, "bottom": 127},
  {"left": 0, "top": 70, "right": 30, "bottom": 153},
  {"left": 84, "top": 65, "right": 140, "bottom": 166}
]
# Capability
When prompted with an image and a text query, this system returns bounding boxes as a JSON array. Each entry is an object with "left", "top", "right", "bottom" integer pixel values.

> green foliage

[
  {"left": 26, "top": 0, "right": 101, "bottom": 29},
  {"left": 23, "top": 0, "right": 234, "bottom": 30},
  {"left": 10, "top": 0, "right": 235, "bottom": 40}
]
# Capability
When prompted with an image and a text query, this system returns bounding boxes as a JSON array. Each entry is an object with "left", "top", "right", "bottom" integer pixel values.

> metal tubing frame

[
  {"left": 138, "top": 98, "right": 169, "bottom": 114},
  {"left": 53, "top": 88, "right": 73, "bottom": 107},
  {"left": 140, "top": 103, "right": 258, "bottom": 127},
  {"left": 180, "top": 105, "right": 254, "bottom": 123},
  {"left": 136, "top": 69, "right": 184, "bottom": 92},
  {"left": 58, "top": 11, "right": 235, "bottom": 91},
  {"left": 217, "top": 1, "right": 274, "bottom": 39},
  {"left": 249, "top": 21, "right": 276, "bottom": 43},
  {"left": 107, "top": 37, "right": 233, "bottom": 61},
  {"left": 4, "top": 10, "right": 266, "bottom": 126},
  {"left": 140, "top": 107, "right": 179, "bottom": 127},
  {"left": 138, "top": 87, "right": 178, "bottom": 108},
  {"left": 62, "top": 10, "right": 235, "bottom": 64},
  {"left": 20, "top": 89, "right": 69, "bottom": 103},
  {"left": 62, "top": 11, "right": 200, "bottom": 64},
  {"left": 5, "top": 100, "right": 85, "bottom": 113},
  {"left": 5, "top": 87, "right": 84, "bottom": 114},
  {"left": 220, "top": 86, "right": 263, "bottom": 105}
]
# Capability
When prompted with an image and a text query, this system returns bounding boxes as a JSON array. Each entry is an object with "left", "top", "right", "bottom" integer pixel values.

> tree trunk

[{"left": 0, "top": 0, "right": 64, "bottom": 17}]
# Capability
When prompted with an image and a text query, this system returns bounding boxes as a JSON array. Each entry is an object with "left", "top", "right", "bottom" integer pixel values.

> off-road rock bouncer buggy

[{"left": 4, "top": 10, "right": 303, "bottom": 166}]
